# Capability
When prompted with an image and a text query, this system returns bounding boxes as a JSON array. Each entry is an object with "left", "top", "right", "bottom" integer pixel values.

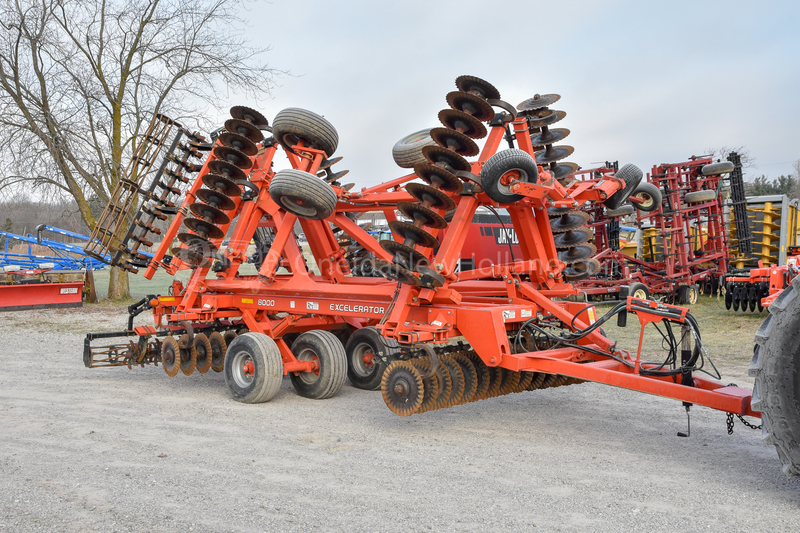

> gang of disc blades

[
  {"left": 405, "top": 182, "right": 456, "bottom": 211},
  {"left": 217, "top": 132, "right": 259, "bottom": 156},
  {"left": 413, "top": 163, "right": 464, "bottom": 193},
  {"left": 445, "top": 91, "right": 495, "bottom": 121},
  {"left": 223, "top": 118, "right": 264, "bottom": 143},
  {"left": 388, "top": 220, "right": 440, "bottom": 249},
  {"left": 229, "top": 106, "right": 269, "bottom": 129},
  {"left": 397, "top": 201, "right": 448, "bottom": 229},
  {"left": 430, "top": 128, "right": 480, "bottom": 157},
  {"left": 195, "top": 188, "right": 237, "bottom": 211},
  {"left": 534, "top": 145, "right": 574, "bottom": 164},
  {"left": 517, "top": 94, "right": 561, "bottom": 112},
  {"left": 437, "top": 109, "right": 487, "bottom": 139},
  {"left": 201, "top": 174, "right": 241, "bottom": 197}
]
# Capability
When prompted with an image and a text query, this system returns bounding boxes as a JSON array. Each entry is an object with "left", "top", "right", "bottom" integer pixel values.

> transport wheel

[
  {"left": 224, "top": 332, "right": 283, "bottom": 403},
  {"left": 684, "top": 190, "right": 716, "bottom": 204},
  {"left": 603, "top": 164, "right": 643, "bottom": 210},
  {"left": 289, "top": 330, "right": 347, "bottom": 399},
  {"left": 676, "top": 286, "right": 689, "bottom": 305},
  {"left": 725, "top": 282, "right": 733, "bottom": 309},
  {"left": 732, "top": 285, "right": 741, "bottom": 311},
  {"left": 271, "top": 107, "right": 338, "bottom": 156},
  {"left": 750, "top": 279, "right": 800, "bottom": 476},
  {"left": 392, "top": 128, "right": 437, "bottom": 168},
  {"left": 179, "top": 334, "right": 197, "bottom": 376},
  {"left": 711, "top": 275, "right": 720, "bottom": 296},
  {"left": 161, "top": 336, "right": 181, "bottom": 377},
  {"left": 269, "top": 169, "right": 337, "bottom": 220},
  {"left": 605, "top": 204, "right": 634, "bottom": 218},
  {"left": 208, "top": 332, "right": 227, "bottom": 373},
  {"left": 701, "top": 161, "right": 735, "bottom": 176},
  {"left": 345, "top": 326, "right": 398, "bottom": 391},
  {"left": 193, "top": 333, "right": 213, "bottom": 374},
  {"left": 630, "top": 182, "right": 662, "bottom": 212},
  {"left": 627, "top": 282, "right": 650, "bottom": 300},
  {"left": 480, "top": 149, "right": 539, "bottom": 204}
]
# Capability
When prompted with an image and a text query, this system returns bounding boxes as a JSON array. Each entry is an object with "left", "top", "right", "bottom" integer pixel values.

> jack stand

[{"left": 677, "top": 402, "right": 691, "bottom": 437}]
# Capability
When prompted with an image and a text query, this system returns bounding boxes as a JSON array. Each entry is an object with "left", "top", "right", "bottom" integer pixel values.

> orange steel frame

[{"left": 136, "top": 116, "right": 757, "bottom": 418}]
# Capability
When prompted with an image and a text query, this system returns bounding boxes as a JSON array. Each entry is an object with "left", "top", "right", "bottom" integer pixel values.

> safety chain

[{"left": 726, "top": 412, "right": 763, "bottom": 435}]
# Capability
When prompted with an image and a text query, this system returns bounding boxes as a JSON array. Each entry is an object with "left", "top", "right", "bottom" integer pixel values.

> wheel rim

[
  {"left": 632, "top": 288, "right": 648, "bottom": 299},
  {"left": 295, "top": 347, "right": 320, "bottom": 384},
  {"left": 689, "top": 288, "right": 698, "bottom": 304},
  {"left": 280, "top": 195, "right": 318, "bottom": 218},
  {"left": 633, "top": 192, "right": 653, "bottom": 209},
  {"left": 497, "top": 168, "right": 529, "bottom": 195},
  {"left": 230, "top": 349, "right": 254, "bottom": 388},
  {"left": 350, "top": 341, "right": 377, "bottom": 378}
]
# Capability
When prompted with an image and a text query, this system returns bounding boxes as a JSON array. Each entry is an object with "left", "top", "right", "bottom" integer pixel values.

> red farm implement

[
  {"left": 83, "top": 76, "right": 800, "bottom": 477},
  {"left": 723, "top": 245, "right": 800, "bottom": 312}
]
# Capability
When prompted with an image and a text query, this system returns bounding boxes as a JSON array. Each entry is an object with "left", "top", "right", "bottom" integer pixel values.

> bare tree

[
  {"left": 0, "top": 0, "right": 281, "bottom": 298},
  {"left": 705, "top": 145, "right": 755, "bottom": 168}
]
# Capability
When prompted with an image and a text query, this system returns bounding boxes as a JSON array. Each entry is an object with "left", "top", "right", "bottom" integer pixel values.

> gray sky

[{"left": 212, "top": 0, "right": 800, "bottom": 188}]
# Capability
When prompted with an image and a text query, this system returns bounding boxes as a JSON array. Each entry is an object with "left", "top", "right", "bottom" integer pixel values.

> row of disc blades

[
  {"left": 373, "top": 75, "right": 502, "bottom": 287},
  {"left": 516, "top": 94, "right": 579, "bottom": 185},
  {"left": 380, "top": 350, "right": 583, "bottom": 416},
  {"left": 548, "top": 207, "right": 600, "bottom": 281},
  {"left": 172, "top": 106, "right": 270, "bottom": 269}
]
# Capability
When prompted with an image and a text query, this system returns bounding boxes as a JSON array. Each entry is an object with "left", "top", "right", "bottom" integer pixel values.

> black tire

[
  {"left": 606, "top": 205, "right": 634, "bottom": 218},
  {"left": 392, "top": 128, "right": 437, "bottom": 168},
  {"left": 345, "top": 326, "right": 399, "bottom": 390},
  {"left": 480, "top": 149, "right": 539, "bottom": 204},
  {"left": 627, "top": 282, "right": 650, "bottom": 300},
  {"left": 289, "top": 330, "right": 347, "bottom": 399},
  {"left": 269, "top": 169, "right": 337, "bottom": 220},
  {"left": 603, "top": 164, "right": 643, "bottom": 210},
  {"left": 725, "top": 282, "right": 733, "bottom": 309},
  {"left": 701, "top": 161, "right": 735, "bottom": 176},
  {"left": 750, "top": 278, "right": 800, "bottom": 476},
  {"left": 684, "top": 190, "right": 716, "bottom": 203},
  {"left": 271, "top": 107, "right": 338, "bottom": 156},
  {"left": 676, "top": 285, "right": 689, "bottom": 304},
  {"left": 630, "top": 182, "right": 662, "bottom": 212},
  {"left": 224, "top": 332, "right": 283, "bottom": 403}
]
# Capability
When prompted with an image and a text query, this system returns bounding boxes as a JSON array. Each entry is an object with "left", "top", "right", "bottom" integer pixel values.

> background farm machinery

[{"left": 81, "top": 75, "right": 799, "bottom": 477}]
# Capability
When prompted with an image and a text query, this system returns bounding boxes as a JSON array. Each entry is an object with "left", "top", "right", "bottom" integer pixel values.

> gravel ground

[{"left": 1, "top": 306, "right": 799, "bottom": 532}]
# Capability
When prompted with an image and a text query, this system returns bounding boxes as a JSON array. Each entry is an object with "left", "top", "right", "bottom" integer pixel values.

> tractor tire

[
  {"left": 289, "top": 330, "right": 347, "bottom": 399},
  {"left": 606, "top": 205, "right": 635, "bottom": 218},
  {"left": 392, "top": 128, "right": 437, "bottom": 168},
  {"left": 750, "top": 278, "right": 800, "bottom": 476},
  {"left": 345, "top": 326, "right": 399, "bottom": 390},
  {"left": 725, "top": 282, "right": 733, "bottom": 309},
  {"left": 701, "top": 161, "right": 735, "bottom": 176},
  {"left": 224, "top": 332, "right": 283, "bottom": 403},
  {"left": 603, "top": 164, "right": 643, "bottom": 210},
  {"left": 480, "top": 149, "right": 539, "bottom": 204},
  {"left": 269, "top": 169, "right": 337, "bottom": 220},
  {"left": 271, "top": 107, "right": 338, "bottom": 156},
  {"left": 627, "top": 282, "right": 650, "bottom": 300},
  {"left": 630, "top": 182, "right": 662, "bottom": 212},
  {"left": 684, "top": 190, "right": 716, "bottom": 204}
]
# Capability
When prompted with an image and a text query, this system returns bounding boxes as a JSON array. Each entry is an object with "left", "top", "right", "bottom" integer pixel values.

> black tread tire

[
  {"left": 702, "top": 161, "right": 735, "bottom": 176},
  {"left": 345, "top": 326, "right": 399, "bottom": 390},
  {"left": 603, "top": 164, "right": 643, "bottom": 210},
  {"left": 750, "top": 278, "right": 800, "bottom": 476},
  {"left": 224, "top": 332, "right": 283, "bottom": 403},
  {"left": 480, "top": 149, "right": 539, "bottom": 204},
  {"left": 676, "top": 285, "right": 690, "bottom": 305},
  {"left": 627, "top": 282, "right": 650, "bottom": 300},
  {"left": 270, "top": 169, "right": 337, "bottom": 220},
  {"left": 725, "top": 282, "right": 733, "bottom": 309},
  {"left": 392, "top": 128, "right": 437, "bottom": 168},
  {"left": 271, "top": 107, "right": 338, "bottom": 156},
  {"left": 630, "top": 182, "right": 662, "bottom": 212},
  {"left": 684, "top": 190, "right": 717, "bottom": 203},
  {"left": 606, "top": 205, "right": 634, "bottom": 218},
  {"left": 289, "top": 330, "right": 347, "bottom": 399}
]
